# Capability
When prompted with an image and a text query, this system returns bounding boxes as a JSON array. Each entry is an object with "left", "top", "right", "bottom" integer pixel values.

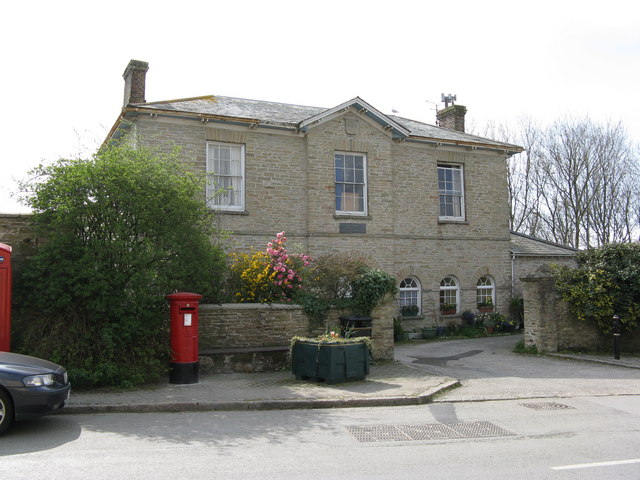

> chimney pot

[
  {"left": 436, "top": 104, "right": 467, "bottom": 133},
  {"left": 122, "top": 60, "right": 149, "bottom": 107}
]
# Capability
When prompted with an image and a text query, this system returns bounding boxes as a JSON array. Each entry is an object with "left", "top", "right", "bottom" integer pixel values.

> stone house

[{"left": 106, "top": 60, "right": 524, "bottom": 330}]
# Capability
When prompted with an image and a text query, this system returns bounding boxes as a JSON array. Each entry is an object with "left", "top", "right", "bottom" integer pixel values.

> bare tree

[
  {"left": 478, "top": 116, "right": 639, "bottom": 248},
  {"left": 586, "top": 120, "right": 635, "bottom": 245}
]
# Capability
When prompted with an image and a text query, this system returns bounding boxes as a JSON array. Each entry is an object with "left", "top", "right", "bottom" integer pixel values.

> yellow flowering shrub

[{"left": 227, "top": 250, "right": 277, "bottom": 303}]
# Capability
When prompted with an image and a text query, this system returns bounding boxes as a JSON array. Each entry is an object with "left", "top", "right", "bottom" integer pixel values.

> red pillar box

[
  {"left": 166, "top": 292, "right": 202, "bottom": 384},
  {"left": 0, "top": 243, "right": 12, "bottom": 352}
]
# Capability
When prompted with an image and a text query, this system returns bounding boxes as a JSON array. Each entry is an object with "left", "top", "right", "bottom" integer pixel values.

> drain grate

[
  {"left": 346, "top": 421, "right": 515, "bottom": 443},
  {"left": 345, "top": 425, "right": 413, "bottom": 442},
  {"left": 448, "top": 421, "right": 515, "bottom": 438},
  {"left": 399, "top": 424, "right": 464, "bottom": 440},
  {"left": 519, "top": 402, "right": 575, "bottom": 410}
]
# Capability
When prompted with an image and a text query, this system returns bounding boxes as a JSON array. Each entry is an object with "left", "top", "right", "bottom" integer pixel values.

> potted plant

[
  {"left": 477, "top": 298, "right": 494, "bottom": 312},
  {"left": 290, "top": 332, "right": 372, "bottom": 384},
  {"left": 461, "top": 310, "right": 476, "bottom": 326},
  {"left": 478, "top": 312, "right": 504, "bottom": 334},
  {"left": 440, "top": 303, "right": 457, "bottom": 315},
  {"left": 500, "top": 315, "right": 517, "bottom": 333},
  {"left": 484, "top": 315, "right": 498, "bottom": 334},
  {"left": 393, "top": 317, "right": 409, "bottom": 342},
  {"left": 400, "top": 304, "right": 419, "bottom": 317},
  {"left": 421, "top": 326, "right": 438, "bottom": 339}
]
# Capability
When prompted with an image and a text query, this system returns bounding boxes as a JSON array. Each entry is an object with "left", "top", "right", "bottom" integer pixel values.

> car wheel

[{"left": 0, "top": 389, "right": 14, "bottom": 435}]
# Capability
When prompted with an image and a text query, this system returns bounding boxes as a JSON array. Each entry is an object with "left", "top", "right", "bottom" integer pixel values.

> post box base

[{"left": 169, "top": 362, "right": 199, "bottom": 384}]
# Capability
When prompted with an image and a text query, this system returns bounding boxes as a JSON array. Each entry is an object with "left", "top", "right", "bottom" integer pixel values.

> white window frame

[
  {"left": 476, "top": 276, "right": 495, "bottom": 306},
  {"left": 399, "top": 277, "right": 421, "bottom": 313},
  {"left": 438, "top": 164, "right": 465, "bottom": 220},
  {"left": 206, "top": 141, "right": 245, "bottom": 211},
  {"left": 335, "top": 152, "right": 367, "bottom": 216},
  {"left": 439, "top": 276, "right": 460, "bottom": 312}
]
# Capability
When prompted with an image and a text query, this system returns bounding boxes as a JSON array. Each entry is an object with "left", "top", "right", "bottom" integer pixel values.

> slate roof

[
  {"left": 510, "top": 232, "right": 578, "bottom": 257},
  {"left": 126, "top": 95, "right": 523, "bottom": 153}
]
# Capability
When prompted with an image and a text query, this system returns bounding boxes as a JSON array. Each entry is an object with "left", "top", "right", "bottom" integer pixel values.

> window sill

[
  {"left": 438, "top": 219, "right": 468, "bottom": 225},
  {"left": 211, "top": 209, "right": 249, "bottom": 215},
  {"left": 334, "top": 214, "right": 371, "bottom": 220}
]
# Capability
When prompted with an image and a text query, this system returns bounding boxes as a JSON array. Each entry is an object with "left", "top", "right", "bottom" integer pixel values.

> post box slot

[{"left": 180, "top": 307, "right": 196, "bottom": 312}]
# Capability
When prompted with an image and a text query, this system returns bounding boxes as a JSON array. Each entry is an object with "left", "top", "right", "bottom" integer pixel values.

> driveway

[{"left": 395, "top": 334, "right": 640, "bottom": 402}]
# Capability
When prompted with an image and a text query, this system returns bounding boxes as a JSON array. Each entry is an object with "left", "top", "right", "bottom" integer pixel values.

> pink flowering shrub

[
  {"left": 266, "top": 231, "right": 311, "bottom": 301},
  {"left": 227, "top": 231, "right": 312, "bottom": 303}
]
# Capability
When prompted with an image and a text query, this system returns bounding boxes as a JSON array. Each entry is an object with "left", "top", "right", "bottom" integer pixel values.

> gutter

[{"left": 405, "top": 136, "right": 523, "bottom": 156}]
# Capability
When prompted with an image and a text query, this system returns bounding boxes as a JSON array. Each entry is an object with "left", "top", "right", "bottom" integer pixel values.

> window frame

[
  {"left": 437, "top": 164, "right": 465, "bottom": 221},
  {"left": 398, "top": 277, "right": 421, "bottom": 314},
  {"left": 206, "top": 141, "right": 245, "bottom": 212},
  {"left": 335, "top": 151, "right": 368, "bottom": 216},
  {"left": 476, "top": 276, "right": 495, "bottom": 306},
  {"left": 439, "top": 276, "right": 460, "bottom": 313}
]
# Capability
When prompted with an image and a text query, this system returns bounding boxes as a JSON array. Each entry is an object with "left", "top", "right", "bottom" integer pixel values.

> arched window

[
  {"left": 439, "top": 276, "right": 459, "bottom": 313},
  {"left": 476, "top": 276, "right": 495, "bottom": 309},
  {"left": 399, "top": 277, "right": 421, "bottom": 315}
]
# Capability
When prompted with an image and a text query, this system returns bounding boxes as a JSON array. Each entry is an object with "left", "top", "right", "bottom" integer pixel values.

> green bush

[
  {"left": 513, "top": 339, "right": 538, "bottom": 355},
  {"left": 14, "top": 143, "right": 226, "bottom": 388},
  {"left": 552, "top": 243, "right": 640, "bottom": 334},
  {"left": 294, "top": 254, "right": 397, "bottom": 326},
  {"left": 350, "top": 267, "right": 397, "bottom": 317}
]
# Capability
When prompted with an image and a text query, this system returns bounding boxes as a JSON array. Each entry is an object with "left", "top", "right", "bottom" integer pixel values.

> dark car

[{"left": 0, "top": 352, "right": 71, "bottom": 434}]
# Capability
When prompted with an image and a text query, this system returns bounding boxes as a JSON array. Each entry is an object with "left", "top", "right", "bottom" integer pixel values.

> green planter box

[
  {"left": 422, "top": 327, "right": 437, "bottom": 339},
  {"left": 291, "top": 341, "right": 370, "bottom": 384}
]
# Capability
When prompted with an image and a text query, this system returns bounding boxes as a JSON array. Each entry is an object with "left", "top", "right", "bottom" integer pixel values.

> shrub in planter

[{"left": 290, "top": 333, "right": 372, "bottom": 384}]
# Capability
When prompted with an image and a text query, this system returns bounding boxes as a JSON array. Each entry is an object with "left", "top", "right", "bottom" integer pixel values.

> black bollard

[{"left": 613, "top": 315, "right": 621, "bottom": 360}]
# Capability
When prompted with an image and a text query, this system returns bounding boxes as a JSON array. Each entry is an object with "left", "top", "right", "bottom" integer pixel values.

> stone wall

[
  {"left": 197, "top": 298, "right": 395, "bottom": 373},
  {"left": 133, "top": 114, "right": 515, "bottom": 326},
  {"left": 522, "top": 270, "right": 640, "bottom": 353},
  {"left": 512, "top": 255, "right": 576, "bottom": 299},
  {"left": 0, "top": 214, "right": 37, "bottom": 267}
]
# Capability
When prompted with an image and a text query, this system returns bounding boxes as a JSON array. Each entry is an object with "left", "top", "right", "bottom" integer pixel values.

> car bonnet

[{"left": 0, "top": 352, "right": 64, "bottom": 376}]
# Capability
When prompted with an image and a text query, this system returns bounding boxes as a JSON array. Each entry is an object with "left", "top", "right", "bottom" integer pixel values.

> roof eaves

[
  {"left": 122, "top": 105, "right": 266, "bottom": 128},
  {"left": 135, "top": 95, "right": 219, "bottom": 106},
  {"left": 407, "top": 135, "right": 524, "bottom": 155}
]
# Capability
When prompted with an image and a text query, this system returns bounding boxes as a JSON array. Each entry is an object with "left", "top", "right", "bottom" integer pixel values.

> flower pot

[
  {"left": 422, "top": 327, "right": 438, "bottom": 339},
  {"left": 479, "top": 306, "right": 494, "bottom": 313},
  {"left": 486, "top": 326, "right": 495, "bottom": 334},
  {"left": 291, "top": 340, "right": 370, "bottom": 384}
]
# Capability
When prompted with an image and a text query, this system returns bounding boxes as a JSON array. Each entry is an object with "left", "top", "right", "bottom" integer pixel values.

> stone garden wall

[
  {"left": 0, "top": 214, "right": 38, "bottom": 267},
  {"left": 522, "top": 268, "right": 640, "bottom": 353},
  {"left": 197, "top": 296, "right": 395, "bottom": 373}
]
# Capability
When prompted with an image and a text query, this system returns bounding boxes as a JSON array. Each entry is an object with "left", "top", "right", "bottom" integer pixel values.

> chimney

[
  {"left": 122, "top": 60, "right": 149, "bottom": 107},
  {"left": 436, "top": 104, "right": 467, "bottom": 133}
]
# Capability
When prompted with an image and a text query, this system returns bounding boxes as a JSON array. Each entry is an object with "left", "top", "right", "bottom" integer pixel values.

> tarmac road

[{"left": 394, "top": 334, "right": 640, "bottom": 402}]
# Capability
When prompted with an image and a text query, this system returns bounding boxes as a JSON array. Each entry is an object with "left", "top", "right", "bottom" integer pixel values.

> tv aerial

[{"left": 441, "top": 93, "right": 457, "bottom": 108}]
